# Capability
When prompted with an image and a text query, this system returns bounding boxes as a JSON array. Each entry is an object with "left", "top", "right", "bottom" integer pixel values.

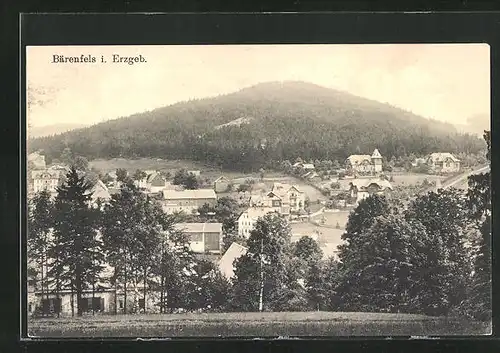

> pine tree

[
  {"left": 49, "top": 166, "right": 102, "bottom": 316},
  {"left": 101, "top": 181, "right": 183, "bottom": 314},
  {"left": 27, "top": 190, "right": 54, "bottom": 302}
]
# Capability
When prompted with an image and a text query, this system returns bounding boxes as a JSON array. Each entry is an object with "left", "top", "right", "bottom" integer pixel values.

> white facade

[
  {"left": 346, "top": 148, "right": 383, "bottom": 174},
  {"left": 219, "top": 242, "right": 248, "bottom": 280},
  {"left": 174, "top": 222, "right": 223, "bottom": 253},
  {"left": 271, "top": 183, "right": 306, "bottom": 213},
  {"left": 237, "top": 207, "right": 278, "bottom": 238},
  {"left": 427, "top": 153, "right": 461, "bottom": 173},
  {"left": 32, "top": 170, "right": 60, "bottom": 193},
  {"left": 349, "top": 178, "right": 393, "bottom": 204},
  {"left": 162, "top": 189, "right": 217, "bottom": 214}
]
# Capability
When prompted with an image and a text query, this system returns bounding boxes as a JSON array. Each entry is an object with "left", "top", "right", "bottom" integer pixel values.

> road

[
  {"left": 418, "top": 164, "right": 490, "bottom": 194},
  {"left": 440, "top": 164, "right": 490, "bottom": 190}
]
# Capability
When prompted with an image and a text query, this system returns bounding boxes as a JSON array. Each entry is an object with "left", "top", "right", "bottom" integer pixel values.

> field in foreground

[{"left": 27, "top": 311, "right": 491, "bottom": 338}]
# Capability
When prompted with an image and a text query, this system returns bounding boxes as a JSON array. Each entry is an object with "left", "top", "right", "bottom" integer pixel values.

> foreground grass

[{"left": 27, "top": 311, "right": 491, "bottom": 338}]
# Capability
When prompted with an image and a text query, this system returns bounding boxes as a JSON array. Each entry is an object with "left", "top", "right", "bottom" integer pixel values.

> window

[
  {"left": 29, "top": 303, "right": 32, "bottom": 312},
  {"left": 119, "top": 300, "right": 124, "bottom": 309},
  {"left": 139, "top": 298, "right": 145, "bottom": 310}
]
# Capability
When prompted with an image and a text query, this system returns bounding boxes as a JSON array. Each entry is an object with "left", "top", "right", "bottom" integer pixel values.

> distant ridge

[
  {"left": 28, "top": 81, "right": 484, "bottom": 171},
  {"left": 29, "top": 123, "right": 89, "bottom": 139}
]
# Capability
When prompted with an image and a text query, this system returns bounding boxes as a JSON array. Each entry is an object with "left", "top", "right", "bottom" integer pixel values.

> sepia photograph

[{"left": 25, "top": 44, "right": 491, "bottom": 337}]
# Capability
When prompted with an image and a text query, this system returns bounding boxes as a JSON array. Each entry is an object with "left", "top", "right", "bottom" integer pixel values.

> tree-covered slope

[{"left": 29, "top": 81, "right": 484, "bottom": 171}]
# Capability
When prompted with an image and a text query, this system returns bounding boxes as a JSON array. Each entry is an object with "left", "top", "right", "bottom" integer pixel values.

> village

[{"left": 27, "top": 146, "right": 475, "bottom": 317}]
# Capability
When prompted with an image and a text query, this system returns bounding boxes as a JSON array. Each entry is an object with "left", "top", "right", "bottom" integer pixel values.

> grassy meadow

[
  {"left": 89, "top": 158, "right": 253, "bottom": 180},
  {"left": 27, "top": 311, "right": 491, "bottom": 338}
]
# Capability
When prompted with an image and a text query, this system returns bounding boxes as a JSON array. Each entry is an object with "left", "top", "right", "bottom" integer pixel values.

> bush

[{"left": 330, "top": 182, "right": 341, "bottom": 190}]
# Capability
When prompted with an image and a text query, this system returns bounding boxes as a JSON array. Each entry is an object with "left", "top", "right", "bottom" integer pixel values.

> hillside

[{"left": 28, "top": 81, "right": 485, "bottom": 171}]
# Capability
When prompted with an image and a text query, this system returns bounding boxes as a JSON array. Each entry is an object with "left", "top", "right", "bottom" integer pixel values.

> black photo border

[{"left": 5, "top": 10, "right": 500, "bottom": 353}]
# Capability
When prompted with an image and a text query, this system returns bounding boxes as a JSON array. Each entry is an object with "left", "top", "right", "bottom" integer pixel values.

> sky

[{"left": 27, "top": 44, "right": 490, "bottom": 129}]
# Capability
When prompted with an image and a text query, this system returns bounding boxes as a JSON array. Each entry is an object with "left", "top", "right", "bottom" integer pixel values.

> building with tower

[{"left": 345, "top": 148, "right": 384, "bottom": 175}]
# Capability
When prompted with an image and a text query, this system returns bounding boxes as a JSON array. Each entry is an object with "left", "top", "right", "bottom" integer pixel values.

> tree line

[
  {"left": 225, "top": 133, "right": 491, "bottom": 318},
  {"left": 28, "top": 102, "right": 485, "bottom": 173},
  {"left": 28, "top": 168, "right": 230, "bottom": 316}
]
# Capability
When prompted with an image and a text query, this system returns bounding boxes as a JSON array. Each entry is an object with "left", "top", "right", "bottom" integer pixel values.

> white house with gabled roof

[
  {"left": 345, "top": 148, "right": 383, "bottom": 174},
  {"left": 427, "top": 153, "right": 461, "bottom": 173}
]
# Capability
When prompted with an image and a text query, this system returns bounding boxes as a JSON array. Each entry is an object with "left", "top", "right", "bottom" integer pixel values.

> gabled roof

[
  {"left": 91, "top": 180, "right": 111, "bottom": 200},
  {"left": 174, "top": 222, "right": 223, "bottom": 233},
  {"left": 239, "top": 207, "right": 278, "bottom": 220},
  {"left": 219, "top": 242, "right": 248, "bottom": 279},
  {"left": 346, "top": 155, "right": 372, "bottom": 165},
  {"left": 214, "top": 176, "right": 230, "bottom": 183},
  {"left": 349, "top": 178, "right": 393, "bottom": 191},
  {"left": 371, "top": 149, "right": 382, "bottom": 159},
  {"left": 163, "top": 189, "right": 217, "bottom": 200},
  {"left": 31, "top": 169, "right": 60, "bottom": 179},
  {"left": 306, "top": 172, "right": 320, "bottom": 179},
  {"left": 265, "top": 191, "right": 283, "bottom": 200},
  {"left": 146, "top": 171, "right": 165, "bottom": 184},
  {"left": 271, "top": 182, "right": 303, "bottom": 196},
  {"left": 428, "top": 153, "right": 460, "bottom": 163}
]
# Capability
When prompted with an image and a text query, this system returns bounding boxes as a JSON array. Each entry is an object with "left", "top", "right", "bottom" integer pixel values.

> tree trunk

[
  {"left": 143, "top": 269, "right": 147, "bottom": 314},
  {"left": 70, "top": 288, "right": 75, "bottom": 317},
  {"left": 92, "top": 281, "right": 96, "bottom": 316},
  {"left": 55, "top": 272, "right": 60, "bottom": 318},
  {"left": 160, "top": 276, "right": 164, "bottom": 314},
  {"left": 40, "top": 258, "right": 45, "bottom": 302},
  {"left": 114, "top": 280, "right": 118, "bottom": 315},
  {"left": 124, "top": 267, "right": 128, "bottom": 315},
  {"left": 76, "top": 273, "right": 83, "bottom": 317},
  {"left": 259, "top": 238, "right": 264, "bottom": 312}
]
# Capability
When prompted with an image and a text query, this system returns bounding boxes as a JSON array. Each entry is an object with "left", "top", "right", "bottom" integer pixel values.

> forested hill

[{"left": 29, "top": 81, "right": 484, "bottom": 171}]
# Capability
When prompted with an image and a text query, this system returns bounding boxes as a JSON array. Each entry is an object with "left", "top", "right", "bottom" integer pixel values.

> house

[
  {"left": 237, "top": 207, "right": 280, "bottom": 238},
  {"left": 28, "top": 152, "right": 46, "bottom": 169},
  {"left": 31, "top": 169, "right": 61, "bottom": 194},
  {"left": 213, "top": 176, "right": 231, "bottom": 193},
  {"left": 293, "top": 162, "right": 315, "bottom": 171},
  {"left": 188, "top": 170, "right": 201, "bottom": 177},
  {"left": 426, "top": 153, "right": 461, "bottom": 173},
  {"left": 162, "top": 189, "right": 217, "bottom": 214},
  {"left": 303, "top": 171, "right": 321, "bottom": 181},
  {"left": 28, "top": 260, "right": 118, "bottom": 316},
  {"left": 174, "top": 222, "right": 223, "bottom": 254},
  {"left": 271, "top": 182, "right": 306, "bottom": 213},
  {"left": 90, "top": 180, "right": 111, "bottom": 207},
  {"left": 135, "top": 171, "right": 167, "bottom": 193},
  {"left": 349, "top": 178, "right": 393, "bottom": 204},
  {"left": 218, "top": 242, "right": 248, "bottom": 280},
  {"left": 250, "top": 192, "right": 282, "bottom": 208},
  {"left": 345, "top": 149, "right": 383, "bottom": 174}
]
